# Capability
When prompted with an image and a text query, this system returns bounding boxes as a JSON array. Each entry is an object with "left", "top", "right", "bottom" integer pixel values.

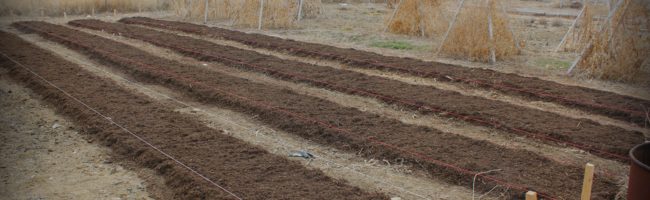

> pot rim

[{"left": 630, "top": 142, "right": 650, "bottom": 171}]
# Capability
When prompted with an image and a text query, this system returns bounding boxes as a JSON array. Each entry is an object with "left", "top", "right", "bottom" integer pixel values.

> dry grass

[
  {"left": 575, "top": 0, "right": 650, "bottom": 82},
  {"left": 439, "top": 0, "right": 519, "bottom": 62},
  {"left": 385, "top": 0, "right": 447, "bottom": 37},
  {"left": 0, "top": 0, "right": 164, "bottom": 16},
  {"left": 171, "top": 0, "right": 322, "bottom": 29}
]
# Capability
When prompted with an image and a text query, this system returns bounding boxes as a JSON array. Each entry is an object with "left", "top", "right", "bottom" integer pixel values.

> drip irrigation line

[
  {"left": 75, "top": 48, "right": 431, "bottom": 199},
  {"left": 0, "top": 51, "right": 243, "bottom": 200},
  {"left": 88, "top": 22, "right": 628, "bottom": 161},
  {"left": 124, "top": 19, "right": 647, "bottom": 118},
  {"left": 20, "top": 23, "right": 578, "bottom": 199}
]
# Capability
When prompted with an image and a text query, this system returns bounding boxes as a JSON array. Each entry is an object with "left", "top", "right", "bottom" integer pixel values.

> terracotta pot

[{"left": 628, "top": 142, "right": 650, "bottom": 200}]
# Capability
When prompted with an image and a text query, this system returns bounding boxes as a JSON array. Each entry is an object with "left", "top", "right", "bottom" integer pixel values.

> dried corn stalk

[
  {"left": 385, "top": 0, "right": 447, "bottom": 37},
  {"left": 438, "top": 0, "right": 519, "bottom": 62},
  {"left": 557, "top": 4, "right": 597, "bottom": 52},
  {"left": 574, "top": 0, "right": 649, "bottom": 82},
  {"left": 0, "top": 0, "right": 162, "bottom": 16},
  {"left": 171, "top": 0, "right": 322, "bottom": 29}
]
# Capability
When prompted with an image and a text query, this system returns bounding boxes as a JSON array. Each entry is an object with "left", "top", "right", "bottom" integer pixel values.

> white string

[
  {"left": 97, "top": 63, "right": 432, "bottom": 199},
  {"left": 63, "top": 54, "right": 432, "bottom": 199},
  {"left": 0, "top": 52, "right": 244, "bottom": 200}
]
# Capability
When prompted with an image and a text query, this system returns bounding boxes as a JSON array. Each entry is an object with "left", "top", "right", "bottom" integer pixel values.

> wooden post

[
  {"left": 40, "top": 8, "right": 44, "bottom": 17},
  {"left": 525, "top": 191, "right": 538, "bottom": 200},
  {"left": 607, "top": 0, "right": 630, "bottom": 45},
  {"left": 556, "top": 5, "right": 586, "bottom": 52},
  {"left": 297, "top": 0, "right": 304, "bottom": 21},
  {"left": 580, "top": 163, "right": 595, "bottom": 200},
  {"left": 91, "top": 7, "right": 95, "bottom": 16},
  {"left": 204, "top": 0, "right": 209, "bottom": 24},
  {"left": 487, "top": 0, "right": 496, "bottom": 64},
  {"left": 258, "top": 0, "right": 265, "bottom": 30},
  {"left": 436, "top": 0, "right": 467, "bottom": 55},
  {"left": 188, "top": 0, "right": 194, "bottom": 18},
  {"left": 64, "top": 11, "right": 67, "bottom": 19},
  {"left": 383, "top": 0, "right": 403, "bottom": 33}
]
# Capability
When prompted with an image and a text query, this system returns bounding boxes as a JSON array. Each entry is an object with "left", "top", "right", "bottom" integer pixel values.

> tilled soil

[
  {"left": 68, "top": 19, "right": 643, "bottom": 160},
  {"left": 0, "top": 30, "right": 385, "bottom": 200},
  {"left": 118, "top": 17, "right": 650, "bottom": 127},
  {"left": 12, "top": 21, "right": 621, "bottom": 199}
]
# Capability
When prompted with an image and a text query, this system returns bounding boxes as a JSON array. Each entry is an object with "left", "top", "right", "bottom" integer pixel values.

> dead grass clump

[
  {"left": 385, "top": 0, "right": 447, "bottom": 37},
  {"left": 0, "top": 0, "right": 163, "bottom": 16},
  {"left": 438, "top": 0, "right": 519, "bottom": 62},
  {"left": 171, "top": 0, "right": 322, "bottom": 29},
  {"left": 574, "top": 0, "right": 649, "bottom": 82}
]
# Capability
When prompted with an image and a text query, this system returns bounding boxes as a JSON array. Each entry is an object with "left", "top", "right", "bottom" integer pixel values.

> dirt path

[
  {"left": 119, "top": 17, "right": 650, "bottom": 127},
  {"left": 67, "top": 19, "right": 643, "bottom": 160},
  {"left": 13, "top": 21, "right": 622, "bottom": 199},
  {"left": 0, "top": 30, "right": 385, "bottom": 200},
  {"left": 0, "top": 78, "right": 153, "bottom": 200}
]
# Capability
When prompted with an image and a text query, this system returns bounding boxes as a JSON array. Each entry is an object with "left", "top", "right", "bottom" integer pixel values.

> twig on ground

[{"left": 472, "top": 169, "right": 502, "bottom": 200}]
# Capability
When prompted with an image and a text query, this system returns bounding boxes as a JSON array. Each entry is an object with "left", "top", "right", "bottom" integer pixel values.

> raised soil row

[
  {"left": 119, "top": 17, "right": 650, "bottom": 127},
  {"left": 69, "top": 19, "right": 643, "bottom": 160},
  {"left": 13, "top": 21, "right": 618, "bottom": 199},
  {"left": 0, "top": 30, "right": 385, "bottom": 200}
]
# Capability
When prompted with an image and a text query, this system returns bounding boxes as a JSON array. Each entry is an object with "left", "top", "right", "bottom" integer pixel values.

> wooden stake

[
  {"left": 40, "top": 8, "right": 44, "bottom": 17},
  {"left": 436, "top": 0, "right": 467, "bottom": 55},
  {"left": 64, "top": 11, "right": 67, "bottom": 19},
  {"left": 487, "top": 0, "right": 496, "bottom": 65},
  {"left": 204, "top": 0, "right": 209, "bottom": 24},
  {"left": 556, "top": 5, "right": 586, "bottom": 52},
  {"left": 497, "top": 1, "right": 520, "bottom": 51},
  {"left": 92, "top": 7, "right": 95, "bottom": 16},
  {"left": 188, "top": 0, "right": 194, "bottom": 18},
  {"left": 580, "top": 163, "right": 595, "bottom": 200},
  {"left": 113, "top": 9, "right": 117, "bottom": 17},
  {"left": 297, "top": 0, "right": 304, "bottom": 21},
  {"left": 383, "top": 0, "right": 403, "bottom": 33},
  {"left": 525, "top": 191, "right": 538, "bottom": 200},
  {"left": 606, "top": 0, "right": 630, "bottom": 45},
  {"left": 258, "top": 0, "right": 265, "bottom": 30}
]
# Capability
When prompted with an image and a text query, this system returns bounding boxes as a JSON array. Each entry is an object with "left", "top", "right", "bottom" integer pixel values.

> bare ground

[{"left": 0, "top": 77, "right": 154, "bottom": 200}]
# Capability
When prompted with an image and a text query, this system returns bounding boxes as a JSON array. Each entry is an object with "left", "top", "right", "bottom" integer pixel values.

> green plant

[
  {"left": 534, "top": 58, "right": 572, "bottom": 69},
  {"left": 370, "top": 40, "right": 416, "bottom": 50}
]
